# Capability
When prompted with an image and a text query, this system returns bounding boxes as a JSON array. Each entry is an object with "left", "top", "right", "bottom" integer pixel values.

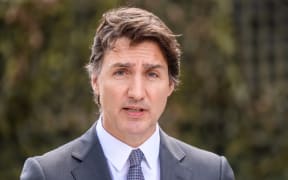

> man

[{"left": 21, "top": 7, "right": 235, "bottom": 180}]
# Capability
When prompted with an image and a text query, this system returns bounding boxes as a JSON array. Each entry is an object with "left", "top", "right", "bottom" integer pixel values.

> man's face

[{"left": 91, "top": 37, "right": 174, "bottom": 147}]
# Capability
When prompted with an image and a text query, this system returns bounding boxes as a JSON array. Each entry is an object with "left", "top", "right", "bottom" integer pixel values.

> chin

[{"left": 123, "top": 124, "right": 146, "bottom": 133}]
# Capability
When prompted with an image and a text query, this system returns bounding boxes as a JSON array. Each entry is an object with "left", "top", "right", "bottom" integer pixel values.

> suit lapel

[
  {"left": 69, "top": 123, "right": 193, "bottom": 180},
  {"left": 159, "top": 130, "right": 193, "bottom": 180},
  {"left": 70, "top": 122, "right": 112, "bottom": 180}
]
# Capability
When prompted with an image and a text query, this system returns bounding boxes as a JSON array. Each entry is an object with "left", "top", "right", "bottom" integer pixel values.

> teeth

[
  {"left": 128, "top": 109, "right": 140, "bottom": 112},
  {"left": 125, "top": 108, "right": 143, "bottom": 112}
]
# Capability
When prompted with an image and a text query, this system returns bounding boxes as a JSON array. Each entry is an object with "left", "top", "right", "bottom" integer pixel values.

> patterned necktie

[{"left": 127, "top": 149, "right": 145, "bottom": 180}]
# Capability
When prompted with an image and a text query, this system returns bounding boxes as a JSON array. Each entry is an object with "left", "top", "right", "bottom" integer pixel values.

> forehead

[{"left": 103, "top": 37, "right": 167, "bottom": 67}]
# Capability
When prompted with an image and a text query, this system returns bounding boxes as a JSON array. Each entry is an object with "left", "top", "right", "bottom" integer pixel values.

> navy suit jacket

[{"left": 20, "top": 122, "right": 235, "bottom": 180}]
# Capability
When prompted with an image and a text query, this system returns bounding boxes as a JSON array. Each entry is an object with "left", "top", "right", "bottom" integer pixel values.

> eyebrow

[
  {"left": 111, "top": 62, "right": 133, "bottom": 68},
  {"left": 143, "top": 64, "right": 164, "bottom": 70},
  {"left": 111, "top": 62, "right": 164, "bottom": 70}
]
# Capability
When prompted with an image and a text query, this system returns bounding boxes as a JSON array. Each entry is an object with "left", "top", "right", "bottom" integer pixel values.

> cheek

[
  {"left": 150, "top": 94, "right": 168, "bottom": 121},
  {"left": 100, "top": 83, "right": 124, "bottom": 105},
  {"left": 151, "top": 87, "right": 170, "bottom": 106}
]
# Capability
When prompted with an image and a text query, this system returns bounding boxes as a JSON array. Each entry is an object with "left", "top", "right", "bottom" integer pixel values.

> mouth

[
  {"left": 123, "top": 107, "right": 145, "bottom": 112},
  {"left": 122, "top": 106, "right": 147, "bottom": 118}
]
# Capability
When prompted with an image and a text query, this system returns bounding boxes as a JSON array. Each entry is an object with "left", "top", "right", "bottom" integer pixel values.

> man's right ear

[{"left": 91, "top": 74, "right": 99, "bottom": 95}]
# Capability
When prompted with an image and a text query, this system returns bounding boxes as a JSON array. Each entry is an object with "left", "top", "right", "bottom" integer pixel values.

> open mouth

[{"left": 123, "top": 107, "right": 145, "bottom": 112}]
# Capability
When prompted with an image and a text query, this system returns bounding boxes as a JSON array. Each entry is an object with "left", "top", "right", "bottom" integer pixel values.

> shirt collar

[
  {"left": 139, "top": 126, "right": 160, "bottom": 169},
  {"left": 96, "top": 115, "right": 160, "bottom": 172}
]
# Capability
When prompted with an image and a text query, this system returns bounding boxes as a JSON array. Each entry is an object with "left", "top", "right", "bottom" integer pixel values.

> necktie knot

[{"left": 129, "top": 149, "right": 144, "bottom": 167}]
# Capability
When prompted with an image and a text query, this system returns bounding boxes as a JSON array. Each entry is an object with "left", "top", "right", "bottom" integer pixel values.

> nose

[{"left": 127, "top": 75, "right": 145, "bottom": 101}]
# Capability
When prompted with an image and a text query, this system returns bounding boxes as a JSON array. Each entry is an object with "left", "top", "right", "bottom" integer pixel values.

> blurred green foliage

[{"left": 0, "top": 0, "right": 287, "bottom": 179}]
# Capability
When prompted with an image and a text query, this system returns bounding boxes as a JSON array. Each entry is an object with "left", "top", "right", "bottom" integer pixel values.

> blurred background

[{"left": 1, "top": 0, "right": 288, "bottom": 179}]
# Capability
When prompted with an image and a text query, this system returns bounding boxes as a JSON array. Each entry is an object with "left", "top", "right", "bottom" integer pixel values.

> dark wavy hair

[{"left": 86, "top": 7, "right": 181, "bottom": 87}]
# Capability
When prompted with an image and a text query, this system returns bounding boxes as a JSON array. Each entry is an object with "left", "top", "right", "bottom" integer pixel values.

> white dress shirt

[{"left": 96, "top": 117, "right": 160, "bottom": 180}]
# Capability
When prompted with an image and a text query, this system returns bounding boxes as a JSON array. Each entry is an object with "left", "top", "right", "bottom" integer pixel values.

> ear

[
  {"left": 167, "top": 82, "right": 175, "bottom": 97},
  {"left": 91, "top": 73, "right": 99, "bottom": 95}
]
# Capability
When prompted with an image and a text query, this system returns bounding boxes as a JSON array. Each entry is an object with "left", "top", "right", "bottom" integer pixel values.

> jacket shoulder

[
  {"left": 20, "top": 123, "right": 101, "bottom": 180},
  {"left": 21, "top": 137, "right": 82, "bottom": 180},
  {"left": 164, "top": 135, "right": 235, "bottom": 180}
]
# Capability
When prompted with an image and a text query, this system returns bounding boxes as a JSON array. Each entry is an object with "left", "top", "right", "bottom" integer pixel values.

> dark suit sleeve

[
  {"left": 220, "top": 156, "right": 235, "bottom": 180},
  {"left": 20, "top": 158, "right": 46, "bottom": 180}
]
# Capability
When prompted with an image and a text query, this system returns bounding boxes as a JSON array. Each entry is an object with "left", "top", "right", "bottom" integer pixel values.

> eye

[
  {"left": 113, "top": 69, "right": 128, "bottom": 79},
  {"left": 114, "top": 70, "right": 125, "bottom": 76},
  {"left": 147, "top": 71, "right": 159, "bottom": 79}
]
